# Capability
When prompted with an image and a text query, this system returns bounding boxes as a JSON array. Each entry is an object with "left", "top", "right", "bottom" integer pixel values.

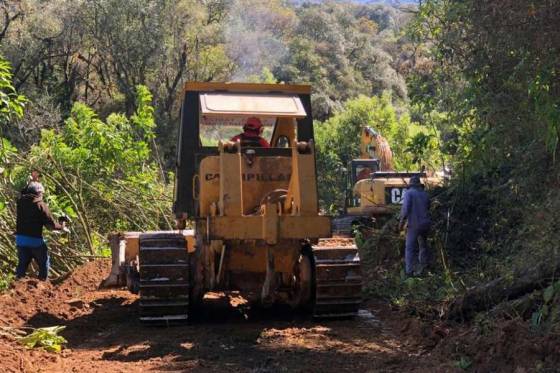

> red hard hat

[{"left": 244, "top": 117, "right": 263, "bottom": 132}]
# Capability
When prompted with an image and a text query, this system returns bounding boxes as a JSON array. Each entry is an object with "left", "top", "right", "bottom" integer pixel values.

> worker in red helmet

[{"left": 230, "top": 117, "right": 270, "bottom": 148}]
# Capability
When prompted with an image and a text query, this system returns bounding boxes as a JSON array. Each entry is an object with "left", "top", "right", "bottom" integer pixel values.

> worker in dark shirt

[
  {"left": 15, "top": 181, "right": 67, "bottom": 280},
  {"left": 399, "top": 176, "right": 431, "bottom": 276},
  {"left": 230, "top": 117, "right": 270, "bottom": 148}
]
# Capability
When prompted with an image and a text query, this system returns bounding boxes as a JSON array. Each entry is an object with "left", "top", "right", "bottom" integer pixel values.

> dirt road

[
  {"left": 0, "top": 260, "right": 455, "bottom": 373},
  {"left": 3, "top": 260, "right": 556, "bottom": 372}
]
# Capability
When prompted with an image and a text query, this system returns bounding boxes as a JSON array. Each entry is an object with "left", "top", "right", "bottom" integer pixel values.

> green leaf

[
  {"left": 543, "top": 285, "right": 555, "bottom": 303},
  {"left": 18, "top": 326, "right": 67, "bottom": 353},
  {"left": 454, "top": 356, "right": 472, "bottom": 370},
  {"left": 63, "top": 206, "right": 77, "bottom": 218},
  {"left": 531, "top": 311, "right": 542, "bottom": 327}
]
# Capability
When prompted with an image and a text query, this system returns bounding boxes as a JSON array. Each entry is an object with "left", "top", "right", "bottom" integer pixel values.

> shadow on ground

[{"left": 25, "top": 293, "right": 409, "bottom": 372}]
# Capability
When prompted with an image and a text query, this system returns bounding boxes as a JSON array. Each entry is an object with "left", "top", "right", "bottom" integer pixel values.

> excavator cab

[
  {"left": 345, "top": 159, "right": 381, "bottom": 209},
  {"left": 105, "top": 83, "right": 362, "bottom": 323}
]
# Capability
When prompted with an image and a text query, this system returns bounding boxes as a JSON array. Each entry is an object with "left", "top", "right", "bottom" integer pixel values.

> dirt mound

[
  {"left": 0, "top": 260, "right": 111, "bottom": 328},
  {"left": 318, "top": 237, "right": 356, "bottom": 247},
  {"left": 427, "top": 318, "right": 560, "bottom": 372},
  {"left": 58, "top": 259, "right": 111, "bottom": 292},
  {"left": 0, "top": 260, "right": 117, "bottom": 372}
]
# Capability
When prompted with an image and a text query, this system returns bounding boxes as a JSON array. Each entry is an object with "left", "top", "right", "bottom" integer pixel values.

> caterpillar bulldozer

[
  {"left": 333, "top": 126, "right": 441, "bottom": 236},
  {"left": 103, "top": 82, "right": 362, "bottom": 323}
]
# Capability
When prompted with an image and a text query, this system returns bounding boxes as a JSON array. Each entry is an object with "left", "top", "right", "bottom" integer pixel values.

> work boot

[{"left": 404, "top": 272, "right": 418, "bottom": 279}]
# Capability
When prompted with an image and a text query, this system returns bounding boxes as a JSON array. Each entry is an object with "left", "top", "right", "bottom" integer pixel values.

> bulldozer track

[
  {"left": 331, "top": 216, "right": 355, "bottom": 237},
  {"left": 138, "top": 233, "right": 190, "bottom": 324},
  {"left": 312, "top": 240, "right": 362, "bottom": 318}
]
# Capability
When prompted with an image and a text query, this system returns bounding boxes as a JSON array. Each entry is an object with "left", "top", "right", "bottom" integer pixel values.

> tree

[
  {"left": 224, "top": 0, "right": 296, "bottom": 80},
  {"left": 276, "top": 2, "right": 409, "bottom": 120},
  {"left": 406, "top": 0, "right": 560, "bottom": 278}
]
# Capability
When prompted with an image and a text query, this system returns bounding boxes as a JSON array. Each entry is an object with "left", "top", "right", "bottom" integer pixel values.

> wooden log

[
  {"left": 486, "top": 289, "right": 542, "bottom": 320},
  {"left": 446, "top": 257, "right": 560, "bottom": 321}
]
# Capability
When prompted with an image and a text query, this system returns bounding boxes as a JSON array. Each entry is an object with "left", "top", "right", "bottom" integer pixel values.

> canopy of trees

[
  {"left": 0, "top": 0, "right": 419, "bottom": 156},
  {"left": 0, "top": 82, "right": 170, "bottom": 280}
]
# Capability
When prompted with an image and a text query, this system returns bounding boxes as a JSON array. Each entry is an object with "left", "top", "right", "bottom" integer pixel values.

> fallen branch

[
  {"left": 445, "top": 256, "right": 560, "bottom": 321},
  {"left": 0, "top": 326, "right": 27, "bottom": 339},
  {"left": 487, "top": 290, "right": 542, "bottom": 320}
]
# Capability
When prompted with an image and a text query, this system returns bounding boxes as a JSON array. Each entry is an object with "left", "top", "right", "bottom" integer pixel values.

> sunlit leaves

[
  {"left": 0, "top": 57, "right": 26, "bottom": 126},
  {"left": 275, "top": 2, "right": 410, "bottom": 120},
  {"left": 19, "top": 326, "right": 67, "bottom": 353},
  {"left": 9, "top": 85, "right": 172, "bottom": 264},
  {"left": 31, "top": 85, "right": 155, "bottom": 181}
]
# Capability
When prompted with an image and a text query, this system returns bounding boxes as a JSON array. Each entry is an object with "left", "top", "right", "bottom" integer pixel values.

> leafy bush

[
  {"left": 407, "top": 0, "right": 560, "bottom": 277},
  {"left": 0, "top": 86, "right": 172, "bottom": 279}
]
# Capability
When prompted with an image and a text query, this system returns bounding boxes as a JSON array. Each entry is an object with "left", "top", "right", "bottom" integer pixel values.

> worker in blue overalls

[{"left": 399, "top": 176, "right": 431, "bottom": 276}]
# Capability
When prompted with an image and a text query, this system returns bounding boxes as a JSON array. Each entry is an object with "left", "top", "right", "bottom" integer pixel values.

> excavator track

[
  {"left": 312, "top": 238, "right": 362, "bottom": 318},
  {"left": 138, "top": 232, "right": 190, "bottom": 324}
]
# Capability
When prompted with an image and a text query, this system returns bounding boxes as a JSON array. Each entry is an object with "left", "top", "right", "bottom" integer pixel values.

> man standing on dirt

[
  {"left": 399, "top": 176, "right": 431, "bottom": 276},
  {"left": 15, "top": 181, "right": 67, "bottom": 281}
]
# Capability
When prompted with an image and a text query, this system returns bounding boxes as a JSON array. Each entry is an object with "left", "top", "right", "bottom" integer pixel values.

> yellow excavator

[
  {"left": 103, "top": 82, "right": 362, "bottom": 322},
  {"left": 333, "top": 126, "right": 441, "bottom": 235}
]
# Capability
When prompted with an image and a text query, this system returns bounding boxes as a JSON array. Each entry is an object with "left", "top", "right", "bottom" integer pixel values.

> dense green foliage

[
  {"left": 0, "top": 55, "right": 26, "bottom": 287},
  {"left": 302, "top": 3, "right": 560, "bottom": 351},
  {"left": 0, "top": 0, "right": 418, "bottom": 156},
  {"left": 369, "top": 0, "right": 560, "bottom": 344},
  {"left": 0, "top": 84, "right": 171, "bottom": 280},
  {"left": 0, "top": 57, "right": 25, "bottom": 126},
  {"left": 409, "top": 0, "right": 560, "bottom": 263}
]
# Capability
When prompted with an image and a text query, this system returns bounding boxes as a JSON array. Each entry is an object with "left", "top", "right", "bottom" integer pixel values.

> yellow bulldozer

[
  {"left": 333, "top": 126, "right": 441, "bottom": 235},
  {"left": 103, "top": 82, "right": 362, "bottom": 322}
]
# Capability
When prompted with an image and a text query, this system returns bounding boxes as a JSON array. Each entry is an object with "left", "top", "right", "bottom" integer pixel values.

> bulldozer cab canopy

[
  {"left": 174, "top": 82, "right": 314, "bottom": 217},
  {"left": 199, "top": 92, "right": 307, "bottom": 117}
]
